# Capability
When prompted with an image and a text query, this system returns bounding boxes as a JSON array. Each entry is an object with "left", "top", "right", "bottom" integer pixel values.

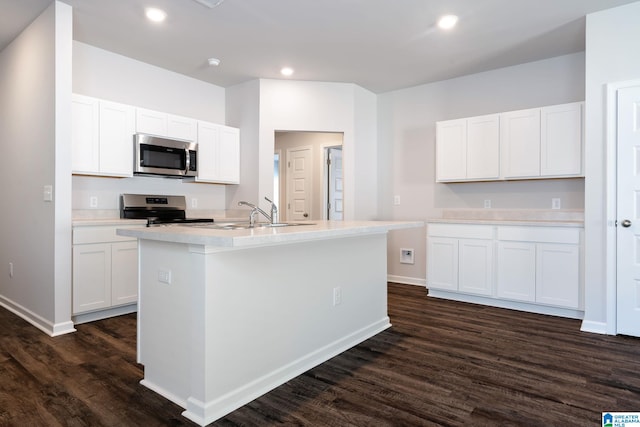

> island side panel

[{"left": 136, "top": 232, "right": 390, "bottom": 426}]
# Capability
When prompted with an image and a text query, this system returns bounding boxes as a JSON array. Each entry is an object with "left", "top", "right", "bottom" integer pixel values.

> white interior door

[
  {"left": 328, "top": 147, "right": 343, "bottom": 220},
  {"left": 617, "top": 85, "right": 640, "bottom": 337},
  {"left": 286, "top": 147, "right": 312, "bottom": 221}
]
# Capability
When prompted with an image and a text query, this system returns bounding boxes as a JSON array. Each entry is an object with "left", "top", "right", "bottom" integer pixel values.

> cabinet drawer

[
  {"left": 427, "top": 223, "right": 494, "bottom": 239},
  {"left": 497, "top": 226, "right": 580, "bottom": 244},
  {"left": 73, "top": 226, "right": 138, "bottom": 244}
]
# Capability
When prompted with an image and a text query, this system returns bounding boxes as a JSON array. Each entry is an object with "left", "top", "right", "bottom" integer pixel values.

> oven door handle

[{"left": 184, "top": 148, "right": 191, "bottom": 175}]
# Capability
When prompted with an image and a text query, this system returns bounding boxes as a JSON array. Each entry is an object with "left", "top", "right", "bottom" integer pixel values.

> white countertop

[
  {"left": 117, "top": 220, "right": 424, "bottom": 248},
  {"left": 72, "top": 218, "right": 147, "bottom": 227},
  {"left": 427, "top": 218, "right": 584, "bottom": 227}
]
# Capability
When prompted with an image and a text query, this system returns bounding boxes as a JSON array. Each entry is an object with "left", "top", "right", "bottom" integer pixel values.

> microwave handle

[{"left": 184, "top": 148, "right": 191, "bottom": 175}]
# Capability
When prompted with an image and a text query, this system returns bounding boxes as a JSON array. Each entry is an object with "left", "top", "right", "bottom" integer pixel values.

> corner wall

[
  {"left": 0, "top": 1, "right": 74, "bottom": 335},
  {"left": 377, "top": 53, "right": 586, "bottom": 284}
]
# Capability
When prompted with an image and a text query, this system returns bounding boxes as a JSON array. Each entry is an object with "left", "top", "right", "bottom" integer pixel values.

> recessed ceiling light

[
  {"left": 207, "top": 57, "right": 221, "bottom": 66},
  {"left": 146, "top": 7, "right": 167, "bottom": 23},
  {"left": 437, "top": 14, "right": 458, "bottom": 30},
  {"left": 281, "top": 67, "right": 294, "bottom": 77}
]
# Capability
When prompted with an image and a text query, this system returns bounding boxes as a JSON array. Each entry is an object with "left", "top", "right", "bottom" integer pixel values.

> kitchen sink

[{"left": 196, "top": 222, "right": 315, "bottom": 230}]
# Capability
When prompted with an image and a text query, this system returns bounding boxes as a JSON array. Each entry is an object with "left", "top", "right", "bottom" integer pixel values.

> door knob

[
  {"left": 621, "top": 219, "right": 632, "bottom": 227},
  {"left": 303, "top": 213, "right": 309, "bottom": 218}
]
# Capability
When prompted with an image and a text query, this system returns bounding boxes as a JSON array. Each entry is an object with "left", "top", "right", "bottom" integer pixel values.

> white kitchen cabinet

[
  {"left": 427, "top": 222, "right": 583, "bottom": 315},
  {"left": 436, "top": 118, "right": 466, "bottom": 181},
  {"left": 436, "top": 114, "right": 500, "bottom": 182},
  {"left": 72, "top": 94, "right": 99, "bottom": 173},
  {"left": 427, "top": 237, "right": 458, "bottom": 291},
  {"left": 496, "top": 226, "right": 581, "bottom": 309},
  {"left": 496, "top": 241, "right": 536, "bottom": 302},
  {"left": 73, "top": 225, "right": 138, "bottom": 315},
  {"left": 135, "top": 107, "right": 196, "bottom": 141},
  {"left": 427, "top": 224, "right": 493, "bottom": 296},
  {"left": 196, "top": 121, "right": 240, "bottom": 184},
  {"left": 500, "top": 108, "right": 541, "bottom": 179},
  {"left": 540, "top": 102, "right": 583, "bottom": 177},
  {"left": 458, "top": 238, "right": 494, "bottom": 296},
  {"left": 466, "top": 114, "right": 500, "bottom": 180},
  {"left": 72, "top": 94, "right": 135, "bottom": 177}
]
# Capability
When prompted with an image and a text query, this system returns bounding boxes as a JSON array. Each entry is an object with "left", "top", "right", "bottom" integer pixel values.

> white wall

[
  {"left": 0, "top": 1, "right": 74, "bottom": 335},
  {"left": 378, "top": 53, "right": 586, "bottom": 283},
  {"left": 255, "top": 79, "right": 378, "bottom": 220},
  {"left": 583, "top": 1, "right": 640, "bottom": 332},
  {"left": 72, "top": 42, "right": 228, "bottom": 212}
]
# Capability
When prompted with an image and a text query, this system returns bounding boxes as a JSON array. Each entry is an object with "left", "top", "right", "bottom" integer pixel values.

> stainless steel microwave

[{"left": 134, "top": 134, "right": 197, "bottom": 178}]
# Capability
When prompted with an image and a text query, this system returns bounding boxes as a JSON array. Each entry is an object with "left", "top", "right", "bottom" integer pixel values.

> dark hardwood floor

[{"left": 1, "top": 283, "right": 639, "bottom": 426}]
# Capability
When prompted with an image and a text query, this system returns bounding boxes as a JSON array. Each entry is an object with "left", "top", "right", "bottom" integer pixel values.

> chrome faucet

[{"left": 238, "top": 197, "right": 278, "bottom": 227}]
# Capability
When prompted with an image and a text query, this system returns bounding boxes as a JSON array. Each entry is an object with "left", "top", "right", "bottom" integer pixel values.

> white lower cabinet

[
  {"left": 73, "top": 225, "right": 138, "bottom": 315},
  {"left": 427, "top": 224, "right": 493, "bottom": 296},
  {"left": 427, "top": 222, "right": 583, "bottom": 314}
]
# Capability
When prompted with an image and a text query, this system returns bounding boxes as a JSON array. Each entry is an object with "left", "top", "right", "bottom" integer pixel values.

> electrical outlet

[
  {"left": 43, "top": 185, "right": 53, "bottom": 202},
  {"left": 89, "top": 196, "right": 98, "bottom": 208},
  {"left": 484, "top": 199, "right": 491, "bottom": 209},
  {"left": 158, "top": 269, "right": 172, "bottom": 284},
  {"left": 400, "top": 248, "right": 415, "bottom": 264},
  {"left": 333, "top": 287, "right": 342, "bottom": 306},
  {"left": 552, "top": 198, "right": 561, "bottom": 209},
  {"left": 393, "top": 195, "right": 401, "bottom": 206},
  {"left": 191, "top": 198, "right": 198, "bottom": 208}
]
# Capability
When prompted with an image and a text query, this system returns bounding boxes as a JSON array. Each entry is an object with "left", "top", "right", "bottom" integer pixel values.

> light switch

[{"left": 43, "top": 185, "right": 53, "bottom": 202}]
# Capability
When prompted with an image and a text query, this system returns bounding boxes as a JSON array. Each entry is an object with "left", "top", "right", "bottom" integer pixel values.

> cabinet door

[
  {"left": 427, "top": 237, "right": 458, "bottom": 291},
  {"left": 72, "top": 94, "right": 100, "bottom": 173},
  {"left": 540, "top": 102, "right": 583, "bottom": 177},
  {"left": 167, "top": 114, "right": 196, "bottom": 141},
  {"left": 195, "top": 121, "right": 219, "bottom": 182},
  {"left": 136, "top": 108, "right": 167, "bottom": 136},
  {"left": 466, "top": 114, "right": 500, "bottom": 180},
  {"left": 436, "top": 119, "right": 467, "bottom": 181},
  {"left": 73, "top": 243, "right": 111, "bottom": 314},
  {"left": 536, "top": 243, "right": 580, "bottom": 308},
  {"left": 217, "top": 126, "right": 240, "bottom": 184},
  {"left": 459, "top": 239, "right": 493, "bottom": 296},
  {"left": 99, "top": 100, "right": 135, "bottom": 177},
  {"left": 496, "top": 241, "right": 536, "bottom": 302},
  {"left": 111, "top": 241, "right": 138, "bottom": 306},
  {"left": 501, "top": 108, "right": 541, "bottom": 179}
]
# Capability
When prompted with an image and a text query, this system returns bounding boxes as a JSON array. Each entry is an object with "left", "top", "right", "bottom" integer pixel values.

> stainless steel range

[{"left": 120, "top": 194, "right": 214, "bottom": 227}]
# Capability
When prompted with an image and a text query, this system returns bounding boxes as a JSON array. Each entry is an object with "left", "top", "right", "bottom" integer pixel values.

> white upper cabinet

[
  {"left": 436, "top": 102, "right": 583, "bottom": 183},
  {"left": 436, "top": 118, "right": 466, "bottom": 181},
  {"left": 135, "top": 108, "right": 167, "bottom": 136},
  {"left": 500, "top": 108, "right": 541, "bottom": 179},
  {"left": 99, "top": 100, "right": 135, "bottom": 176},
  {"left": 540, "top": 102, "right": 583, "bottom": 177},
  {"left": 466, "top": 114, "right": 500, "bottom": 180},
  {"left": 72, "top": 94, "right": 134, "bottom": 177},
  {"left": 72, "top": 94, "right": 100, "bottom": 173},
  {"left": 196, "top": 121, "right": 240, "bottom": 184},
  {"left": 135, "top": 108, "right": 196, "bottom": 141}
]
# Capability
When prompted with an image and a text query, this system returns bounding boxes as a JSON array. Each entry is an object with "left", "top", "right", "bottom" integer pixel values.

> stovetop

[{"left": 120, "top": 194, "right": 214, "bottom": 227}]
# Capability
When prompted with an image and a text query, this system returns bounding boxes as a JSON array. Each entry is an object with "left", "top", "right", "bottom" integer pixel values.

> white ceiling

[{"left": 1, "top": 0, "right": 637, "bottom": 93}]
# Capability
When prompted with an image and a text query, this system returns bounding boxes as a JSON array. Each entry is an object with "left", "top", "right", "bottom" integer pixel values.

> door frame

[
  {"left": 605, "top": 79, "right": 640, "bottom": 334},
  {"left": 322, "top": 144, "right": 343, "bottom": 220}
]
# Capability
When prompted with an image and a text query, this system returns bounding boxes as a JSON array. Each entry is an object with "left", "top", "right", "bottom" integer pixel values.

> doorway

[
  {"left": 274, "top": 131, "right": 344, "bottom": 221},
  {"left": 605, "top": 79, "right": 640, "bottom": 337}
]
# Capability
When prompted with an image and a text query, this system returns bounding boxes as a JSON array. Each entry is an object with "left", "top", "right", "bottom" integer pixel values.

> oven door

[{"left": 134, "top": 134, "right": 197, "bottom": 177}]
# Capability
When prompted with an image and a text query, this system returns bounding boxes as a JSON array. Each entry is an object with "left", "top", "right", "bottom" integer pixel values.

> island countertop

[{"left": 117, "top": 220, "right": 423, "bottom": 248}]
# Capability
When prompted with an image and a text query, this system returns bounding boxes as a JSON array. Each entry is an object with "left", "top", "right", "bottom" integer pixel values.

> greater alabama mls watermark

[{"left": 603, "top": 412, "right": 640, "bottom": 427}]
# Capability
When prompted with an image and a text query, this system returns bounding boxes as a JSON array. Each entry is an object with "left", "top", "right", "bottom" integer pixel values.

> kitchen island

[{"left": 117, "top": 220, "right": 421, "bottom": 426}]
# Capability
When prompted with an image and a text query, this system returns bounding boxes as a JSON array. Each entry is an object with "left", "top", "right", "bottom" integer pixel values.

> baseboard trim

[
  {"left": 387, "top": 275, "right": 426, "bottom": 286},
  {"left": 73, "top": 304, "right": 137, "bottom": 325},
  {"left": 580, "top": 320, "right": 608, "bottom": 335},
  {"left": 0, "top": 295, "right": 76, "bottom": 336}
]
